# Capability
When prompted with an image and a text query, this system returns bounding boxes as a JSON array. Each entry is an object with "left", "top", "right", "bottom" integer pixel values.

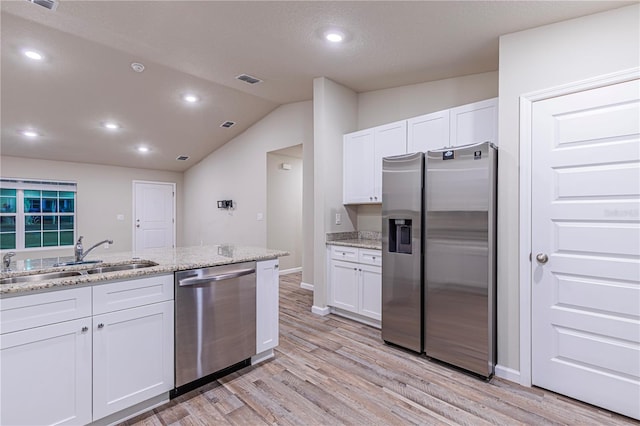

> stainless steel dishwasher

[{"left": 174, "top": 262, "right": 256, "bottom": 394}]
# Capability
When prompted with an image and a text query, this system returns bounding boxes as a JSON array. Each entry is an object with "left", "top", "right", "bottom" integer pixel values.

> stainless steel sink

[
  {"left": 86, "top": 262, "right": 159, "bottom": 274},
  {"left": 0, "top": 271, "right": 83, "bottom": 285}
]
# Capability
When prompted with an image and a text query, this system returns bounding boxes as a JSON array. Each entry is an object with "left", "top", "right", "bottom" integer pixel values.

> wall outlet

[
  {"left": 257, "top": 212, "right": 264, "bottom": 221},
  {"left": 116, "top": 214, "right": 124, "bottom": 221},
  {"left": 335, "top": 213, "right": 341, "bottom": 225}
]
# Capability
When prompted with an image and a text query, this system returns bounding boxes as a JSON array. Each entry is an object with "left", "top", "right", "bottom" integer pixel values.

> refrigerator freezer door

[
  {"left": 381, "top": 152, "right": 424, "bottom": 353},
  {"left": 424, "top": 142, "right": 497, "bottom": 377}
]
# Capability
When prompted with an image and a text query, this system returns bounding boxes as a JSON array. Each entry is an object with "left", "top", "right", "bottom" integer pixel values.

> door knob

[{"left": 536, "top": 253, "right": 549, "bottom": 264}]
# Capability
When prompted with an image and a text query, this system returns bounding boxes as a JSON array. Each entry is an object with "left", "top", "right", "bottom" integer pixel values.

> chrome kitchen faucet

[
  {"left": 2, "top": 252, "right": 15, "bottom": 272},
  {"left": 75, "top": 236, "right": 114, "bottom": 262}
]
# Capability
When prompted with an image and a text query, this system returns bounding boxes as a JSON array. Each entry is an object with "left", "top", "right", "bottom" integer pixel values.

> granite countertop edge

[
  {"left": 1, "top": 245, "right": 289, "bottom": 297},
  {"left": 326, "top": 239, "right": 382, "bottom": 250}
]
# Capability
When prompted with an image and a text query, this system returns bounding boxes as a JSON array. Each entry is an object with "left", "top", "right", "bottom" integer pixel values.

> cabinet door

[
  {"left": 373, "top": 120, "right": 407, "bottom": 201},
  {"left": 329, "top": 260, "right": 359, "bottom": 312},
  {"left": 343, "top": 130, "right": 375, "bottom": 204},
  {"left": 449, "top": 98, "right": 498, "bottom": 147},
  {"left": 93, "top": 301, "right": 174, "bottom": 421},
  {"left": 407, "top": 110, "right": 450, "bottom": 152},
  {"left": 0, "top": 318, "right": 92, "bottom": 426},
  {"left": 256, "top": 259, "right": 279, "bottom": 354},
  {"left": 359, "top": 264, "right": 382, "bottom": 321}
]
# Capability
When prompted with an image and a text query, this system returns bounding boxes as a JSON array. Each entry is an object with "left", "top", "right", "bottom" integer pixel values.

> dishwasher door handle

[{"left": 178, "top": 268, "right": 256, "bottom": 286}]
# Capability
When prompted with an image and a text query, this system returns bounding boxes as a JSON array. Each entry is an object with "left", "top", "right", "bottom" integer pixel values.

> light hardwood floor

[{"left": 123, "top": 273, "right": 637, "bottom": 425}]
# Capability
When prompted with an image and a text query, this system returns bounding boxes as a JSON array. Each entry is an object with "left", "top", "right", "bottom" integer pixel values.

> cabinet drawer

[
  {"left": 359, "top": 249, "right": 382, "bottom": 266},
  {"left": 0, "top": 287, "right": 92, "bottom": 334},
  {"left": 93, "top": 274, "right": 173, "bottom": 315},
  {"left": 330, "top": 246, "right": 358, "bottom": 261}
]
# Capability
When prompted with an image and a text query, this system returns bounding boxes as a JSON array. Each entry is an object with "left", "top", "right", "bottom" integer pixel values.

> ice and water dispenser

[{"left": 388, "top": 219, "right": 412, "bottom": 254}]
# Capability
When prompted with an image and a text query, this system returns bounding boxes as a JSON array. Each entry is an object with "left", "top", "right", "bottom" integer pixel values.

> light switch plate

[
  {"left": 257, "top": 213, "right": 264, "bottom": 221},
  {"left": 335, "top": 213, "right": 341, "bottom": 225}
]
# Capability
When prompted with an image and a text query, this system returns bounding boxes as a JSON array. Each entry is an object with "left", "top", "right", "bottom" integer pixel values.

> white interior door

[
  {"left": 133, "top": 181, "right": 175, "bottom": 252},
  {"left": 531, "top": 79, "right": 640, "bottom": 420}
]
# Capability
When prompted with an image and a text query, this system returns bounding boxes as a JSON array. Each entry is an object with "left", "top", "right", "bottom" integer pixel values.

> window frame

[{"left": 0, "top": 179, "right": 77, "bottom": 252}]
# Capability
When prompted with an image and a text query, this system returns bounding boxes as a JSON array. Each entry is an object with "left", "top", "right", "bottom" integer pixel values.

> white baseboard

[
  {"left": 279, "top": 266, "right": 302, "bottom": 275},
  {"left": 300, "top": 281, "right": 314, "bottom": 291},
  {"left": 312, "top": 305, "right": 330, "bottom": 316},
  {"left": 329, "top": 307, "right": 381, "bottom": 329},
  {"left": 495, "top": 364, "right": 521, "bottom": 383}
]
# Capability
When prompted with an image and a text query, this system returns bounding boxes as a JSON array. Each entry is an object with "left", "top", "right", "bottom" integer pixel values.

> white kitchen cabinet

[
  {"left": 328, "top": 246, "right": 382, "bottom": 326},
  {"left": 0, "top": 274, "right": 174, "bottom": 425},
  {"left": 343, "top": 121, "right": 407, "bottom": 204},
  {"left": 407, "top": 109, "right": 450, "bottom": 153},
  {"left": 343, "top": 129, "right": 375, "bottom": 204},
  {"left": 256, "top": 259, "right": 279, "bottom": 356},
  {"left": 93, "top": 300, "right": 174, "bottom": 420},
  {"left": 406, "top": 98, "right": 498, "bottom": 153},
  {"left": 330, "top": 259, "right": 360, "bottom": 311},
  {"left": 92, "top": 274, "right": 173, "bottom": 420},
  {"left": 359, "top": 264, "right": 382, "bottom": 321},
  {"left": 0, "top": 287, "right": 93, "bottom": 426},
  {"left": 449, "top": 97, "right": 498, "bottom": 147}
]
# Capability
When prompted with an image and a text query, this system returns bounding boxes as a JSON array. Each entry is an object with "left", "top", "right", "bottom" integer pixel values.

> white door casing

[
  {"left": 528, "top": 77, "right": 639, "bottom": 419},
  {"left": 133, "top": 181, "right": 175, "bottom": 252}
]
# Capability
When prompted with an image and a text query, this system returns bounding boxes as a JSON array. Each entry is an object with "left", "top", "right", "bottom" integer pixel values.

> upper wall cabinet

[
  {"left": 449, "top": 98, "right": 498, "bottom": 147},
  {"left": 407, "top": 98, "right": 498, "bottom": 152},
  {"left": 407, "top": 109, "right": 450, "bottom": 153},
  {"left": 343, "top": 120, "right": 407, "bottom": 204}
]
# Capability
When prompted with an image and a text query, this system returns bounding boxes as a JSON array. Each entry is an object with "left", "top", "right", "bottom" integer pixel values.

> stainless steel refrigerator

[
  {"left": 424, "top": 141, "right": 497, "bottom": 378},
  {"left": 381, "top": 152, "right": 424, "bottom": 353}
]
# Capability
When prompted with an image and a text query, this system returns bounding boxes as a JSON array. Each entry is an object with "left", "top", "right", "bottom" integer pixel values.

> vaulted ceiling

[{"left": 1, "top": 1, "right": 633, "bottom": 171}]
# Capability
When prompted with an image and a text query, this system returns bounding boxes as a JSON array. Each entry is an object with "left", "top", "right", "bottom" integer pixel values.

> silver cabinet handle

[
  {"left": 179, "top": 268, "right": 255, "bottom": 286},
  {"left": 97, "top": 323, "right": 104, "bottom": 329},
  {"left": 536, "top": 253, "right": 549, "bottom": 264}
]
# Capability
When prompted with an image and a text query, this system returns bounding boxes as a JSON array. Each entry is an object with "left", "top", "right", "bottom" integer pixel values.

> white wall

[
  {"left": 358, "top": 71, "right": 498, "bottom": 129},
  {"left": 182, "top": 101, "right": 312, "bottom": 252},
  {"left": 498, "top": 4, "right": 640, "bottom": 372},
  {"left": 0, "top": 156, "right": 183, "bottom": 260},
  {"left": 312, "top": 77, "right": 358, "bottom": 308},
  {"left": 267, "top": 150, "right": 303, "bottom": 271}
]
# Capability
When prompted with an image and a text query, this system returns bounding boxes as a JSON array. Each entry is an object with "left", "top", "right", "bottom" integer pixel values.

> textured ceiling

[{"left": 0, "top": 1, "right": 633, "bottom": 172}]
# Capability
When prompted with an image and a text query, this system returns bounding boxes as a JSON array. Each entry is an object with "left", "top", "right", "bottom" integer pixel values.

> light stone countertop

[
  {"left": 0, "top": 245, "right": 288, "bottom": 297},
  {"left": 325, "top": 231, "right": 382, "bottom": 251}
]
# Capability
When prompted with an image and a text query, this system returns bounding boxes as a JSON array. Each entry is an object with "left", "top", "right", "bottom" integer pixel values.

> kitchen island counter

[{"left": 0, "top": 245, "right": 288, "bottom": 296}]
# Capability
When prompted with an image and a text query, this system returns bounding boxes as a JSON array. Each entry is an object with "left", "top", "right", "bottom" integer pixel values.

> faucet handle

[{"left": 3, "top": 251, "right": 16, "bottom": 261}]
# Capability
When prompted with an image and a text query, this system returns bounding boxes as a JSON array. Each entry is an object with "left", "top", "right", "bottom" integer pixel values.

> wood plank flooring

[{"left": 122, "top": 273, "right": 637, "bottom": 426}]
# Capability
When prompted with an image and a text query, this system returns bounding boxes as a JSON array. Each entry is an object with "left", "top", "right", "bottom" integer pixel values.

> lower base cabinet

[
  {"left": 0, "top": 274, "right": 174, "bottom": 426},
  {"left": 0, "top": 317, "right": 93, "bottom": 426},
  {"left": 256, "top": 259, "right": 279, "bottom": 355},
  {"left": 93, "top": 300, "right": 174, "bottom": 420},
  {"left": 327, "top": 246, "right": 382, "bottom": 325}
]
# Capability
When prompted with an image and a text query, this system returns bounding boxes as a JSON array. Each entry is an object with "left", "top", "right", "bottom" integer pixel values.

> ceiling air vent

[
  {"left": 235, "top": 74, "right": 262, "bottom": 85},
  {"left": 220, "top": 121, "right": 236, "bottom": 129},
  {"left": 26, "top": 0, "right": 58, "bottom": 11},
  {"left": 176, "top": 155, "right": 190, "bottom": 161}
]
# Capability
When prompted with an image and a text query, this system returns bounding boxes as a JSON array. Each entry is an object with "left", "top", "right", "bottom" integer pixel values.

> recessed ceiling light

[
  {"left": 102, "top": 121, "right": 120, "bottom": 130},
  {"left": 21, "top": 130, "right": 39, "bottom": 138},
  {"left": 325, "top": 31, "right": 345, "bottom": 43},
  {"left": 23, "top": 50, "right": 43, "bottom": 61},
  {"left": 182, "top": 94, "right": 199, "bottom": 103},
  {"left": 137, "top": 146, "right": 150, "bottom": 153}
]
